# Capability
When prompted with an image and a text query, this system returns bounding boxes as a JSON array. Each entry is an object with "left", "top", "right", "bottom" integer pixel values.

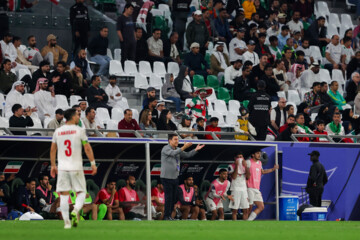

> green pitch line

[{"left": 1, "top": 221, "right": 360, "bottom": 240}]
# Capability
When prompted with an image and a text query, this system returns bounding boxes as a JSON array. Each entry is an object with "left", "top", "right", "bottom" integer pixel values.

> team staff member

[
  {"left": 160, "top": 134, "right": 205, "bottom": 220},
  {"left": 228, "top": 153, "right": 250, "bottom": 220},
  {"left": 306, "top": 151, "right": 328, "bottom": 207},
  {"left": 247, "top": 80, "right": 271, "bottom": 140},
  {"left": 246, "top": 149, "right": 278, "bottom": 221},
  {"left": 70, "top": 0, "right": 90, "bottom": 55}
]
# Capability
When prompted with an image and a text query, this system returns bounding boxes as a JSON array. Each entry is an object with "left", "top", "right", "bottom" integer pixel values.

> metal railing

[{"left": 291, "top": 134, "right": 360, "bottom": 143}]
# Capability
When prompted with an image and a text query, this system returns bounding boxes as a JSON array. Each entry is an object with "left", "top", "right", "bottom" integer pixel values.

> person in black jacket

[
  {"left": 163, "top": 32, "right": 181, "bottom": 64},
  {"left": 174, "top": 65, "right": 195, "bottom": 100},
  {"left": 233, "top": 65, "right": 251, "bottom": 102},
  {"left": 16, "top": 178, "right": 40, "bottom": 213},
  {"left": 346, "top": 51, "right": 360, "bottom": 80},
  {"left": 248, "top": 80, "right": 271, "bottom": 140},
  {"left": 345, "top": 72, "right": 360, "bottom": 102},
  {"left": 86, "top": 75, "right": 111, "bottom": 113},
  {"left": 157, "top": 109, "right": 177, "bottom": 131},
  {"left": 70, "top": 0, "right": 90, "bottom": 56},
  {"left": 135, "top": 27, "right": 148, "bottom": 63},
  {"left": 49, "top": 61, "right": 73, "bottom": 98},
  {"left": 305, "top": 16, "right": 330, "bottom": 49},
  {"left": 276, "top": 123, "right": 298, "bottom": 141},
  {"left": 306, "top": 151, "right": 328, "bottom": 207},
  {"left": 88, "top": 27, "right": 110, "bottom": 77},
  {"left": 29, "top": 60, "right": 51, "bottom": 93},
  {"left": 183, "top": 42, "right": 212, "bottom": 79},
  {"left": 9, "top": 104, "right": 34, "bottom": 136},
  {"left": 262, "top": 64, "right": 280, "bottom": 101}
]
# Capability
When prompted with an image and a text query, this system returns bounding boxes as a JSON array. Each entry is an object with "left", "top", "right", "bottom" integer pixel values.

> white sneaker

[{"left": 64, "top": 220, "right": 71, "bottom": 229}]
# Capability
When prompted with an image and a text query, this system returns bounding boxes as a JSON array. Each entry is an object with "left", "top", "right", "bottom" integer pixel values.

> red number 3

[{"left": 64, "top": 140, "right": 72, "bottom": 157}]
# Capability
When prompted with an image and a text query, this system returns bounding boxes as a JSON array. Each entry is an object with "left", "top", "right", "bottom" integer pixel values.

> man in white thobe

[{"left": 34, "top": 78, "right": 56, "bottom": 121}]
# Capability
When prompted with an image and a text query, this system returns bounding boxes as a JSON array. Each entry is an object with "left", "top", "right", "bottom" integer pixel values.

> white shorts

[
  {"left": 56, "top": 170, "right": 86, "bottom": 192},
  {"left": 247, "top": 188, "right": 263, "bottom": 205},
  {"left": 229, "top": 190, "right": 249, "bottom": 210},
  {"left": 205, "top": 197, "right": 223, "bottom": 212}
]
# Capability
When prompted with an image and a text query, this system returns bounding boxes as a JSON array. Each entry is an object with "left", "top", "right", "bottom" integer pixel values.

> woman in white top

[
  {"left": 273, "top": 59, "right": 290, "bottom": 91},
  {"left": 177, "top": 115, "right": 198, "bottom": 140}
]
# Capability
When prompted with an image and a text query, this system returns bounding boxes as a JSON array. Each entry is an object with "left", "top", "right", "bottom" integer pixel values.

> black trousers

[
  {"left": 161, "top": 177, "right": 178, "bottom": 219},
  {"left": 254, "top": 125, "right": 268, "bottom": 140},
  {"left": 120, "top": 40, "right": 136, "bottom": 65},
  {"left": 308, "top": 187, "right": 324, "bottom": 207},
  {"left": 73, "top": 30, "right": 88, "bottom": 55}
]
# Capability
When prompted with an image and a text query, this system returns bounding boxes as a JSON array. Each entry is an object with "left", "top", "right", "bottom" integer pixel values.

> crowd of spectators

[{"left": 1, "top": 0, "right": 360, "bottom": 143}]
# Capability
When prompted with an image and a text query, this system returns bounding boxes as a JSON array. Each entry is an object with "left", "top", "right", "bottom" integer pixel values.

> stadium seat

[
  {"left": 214, "top": 99, "right": 228, "bottom": 115},
  {"left": 241, "top": 100, "right": 249, "bottom": 108},
  {"left": 228, "top": 100, "right": 241, "bottom": 116},
  {"left": 341, "top": 14, "right": 354, "bottom": 28},
  {"left": 70, "top": 95, "right": 82, "bottom": 107},
  {"left": 0, "top": 117, "right": 9, "bottom": 135},
  {"left": 27, "top": 117, "right": 43, "bottom": 136},
  {"left": 149, "top": 74, "right": 163, "bottom": 90},
  {"left": 159, "top": 87, "right": 174, "bottom": 103},
  {"left": 319, "top": 69, "right": 332, "bottom": 84},
  {"left": 167, "top": 62, "right": 179, "bottom": 77},
  {"left": 11, "top": 178, "right": 24, "bottom": 195},
  {"left": 217, "top": 87, "right": 231, "bottom": 103},
  {"left": 86, "top": 179, "right": 100, "bottom": 201},
  {"left": 339, "top": 24, "right": 353, "bottom": 39},
  {"left": 0, "top": 93, "right": 5, "bottom": 117},
  {"left": 207, "top": 99, "right": 214, "bottom": 115},
  {"left": 346, "top": 0, "right": 356, "bottom": 9},
  {"left": 139, "top": 61, "right": 153, "bottom": 77},
  {"left": 287, "top": 90, "right": 302, "bottom": 106},
  {"left": 209, "top": 111, "right": 228, "bottom": 128},
  {"left": 329, "top": 13, "right": 341, "bottom": 29},
  {"left": 271, "top": 101, "right": 278, "bottom": 109},
  {"left": 150, "top": 9, "right": 163, "bottom": 16},
  {"left": 317, "top": 1, "right": 330, "bottom": 18},
  {"left": 111, "top": 107, "right": 124, "bottom": 122},
  {"left": 121, "top": 97, "right": 130, "bottom": 109},
  {"left": 135, "top": 179, "right": 146, "bottom": 191},
  {"left": 106, "top": 119, "right": 118, "bottom": 130},
  {"left": 23, "top": 94, "right": 35, "bottom": 108},
  {"left": 153, "top": 61, "right": 167, "bottom": 78},
  {"left": 185, "top": 98, "right": 192, "bottom": 107},
  {"left": 109, "top": 60, "right": 125, "bottom": 76},
  {"left": 107, "top": 48, "right": 113, "bottom": 60},
  {"left": 134, "top": 73, "right": 149, "bottom": 90},
  {"left": 55, "top": 95, "right": 70, "bottom": 110},
  {"left": 193, "top": 75, "right": 206, "bottom": 88},
  {"left": 207, "top": 88, "right": 217, "bottom": 101},
  {"left": 326, "top": 24, "right": 339, "bottom": 39},
  {"left": 44, "top": 116, "right": 53, "bottom": 129},
  {"left": 311, "top": 113, "right": 318, "bottom": 121},
  {"left": 131, "top": 109, "right": 139, "bottom": 123},
  {"left": 117, "top": 179, "right": 126, "bottom": 190},
  {"left": 124, "top": 60, "right": 138, "bottom": 76},
  {"left": 277, "top": 91, "right": 286, "bottom": 100},
  {"left": 18, "top": 68, "right": 31, "bottom": 81},
  {"left": 114, "top": 48, "right": 121, "bottom": 62},
  {"left": 96, "top": 107, "right": 111, "bottom": 125},
  {"left": 309, "top": 46, "right": 323, "bottom": 64},
  {"left": 200, "top": 180, "right": 210, "bottom": 199},
  {"left": 207, "top": 75, "right": 219, "bottom": 92},
  {"left": 85, "top": 48, "right": 98, "bottom": 65},
  {"left": 226, "top": 111, "right": 238, "bottom": 127}
]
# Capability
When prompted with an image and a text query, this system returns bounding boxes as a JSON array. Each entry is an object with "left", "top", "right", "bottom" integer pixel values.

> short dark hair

[
  {"left": 135, "top": 27, "right": 143, "bottom": 32},
  {"left": 333, "top": 112, "right": 341, "bottom": 117},
  {"left": 283, "top": 47, "right": 292, "bottom": 53},
  {"left": 27, "top": 35, "right": 35, "bottom": 41},
  {"left": 39, "top": 175, "right": 48, "bottom": 181},
  {"left": 100, "top": 26, "right": 108, "bottom": 31},
  {"left": 123, "top": 3, "right": 133, "bottom": 11},
  {"left": 74, "top": 63, "right": 83, "bottom": 69},
  {"left": 288, "top": 123, "right": 297, "bottom": 129},
  {"left": 39, "top": 60, "right": 50, "bottom": 68},
  {"left": 109, "top": 75, "right": 117, "bottom": 80},
  {"left": 234, "top": 152, "right": 243, "bottom": 157},
  {"left": 288, "top": 114, "right": 295, "bottom": 119},
  {"left": 296, "top": 50, "right": 305, "bottom": 56},
  {"left": 12, "top": 104, "right": 22, "bottom": 113},
  {"left": 219, "top": 168, "right": 228, "bottom": 174},
  {"left": 126, "top": 175, "right": 135, "bottom": 181},
  {"left": 281, "top": 25, "right": 289, "bottom": 31},
  {"left": 91, "top": 75, "right": 99, "bottom": 82},
  {"left": 25, "top": 178, "right": 36, "bottom": 184},
  {"left": 72, "top": 104, "right": 80, "bottom": 109},
  {"left": 285, "top": 105, "right": 293, "bottom": 111},
  {"left": 85, "top": 107, "right": 95, "bottom": 116},
  {"left": 168, "top": 133, "right": 178, "bottom": 141},
  {"left": 269, "top": 36, "right": 278, "bottom": 43},
  {"left": 343, "top": 36, "right": 352, "bottom": 44},
  {"left": 320, "top": 82, "right": 328, "bottom": 87},
  {"left": 124, "top": 109, "right": 132, "bottom": 115},
  {"left": 209, "top": 117, "right": 219, "bottom": 122},
  {"left": 55, "top": 108, "right": 64, "bottom": 115},
  {"left": 316, "top": 119, "right": 325, "bottom": 125},
  {"left": 64, "top": 108, "right": 77, "bottom": 121},
  {"left": 106, "top": 178, "right": 116, "bottom": 185},
  {"left": 196, "top": 117, "right": 204, "bottom": 123},
  {"left": 148, "top": 97, "right": 157, "bottom": 104},
  {"left": 219, "top": 8, "right": 227, "bottom": 13},
  {"left": 295, "top": 113, "right": 304, "bottom": 119},
  {"left": 2, "top": 59, "right": 11, "bottom": 68},
  {"left": 57, "top": 61, "right": 66, "bottom": 68},
  {"left": 12, "top": 36, "right": 20, "bottom": 43},
  {"left": 153, "top": 28, "right": 161, "bottom": 33},
  {"left": 264, "top": 63, "right": 273, "bottom": 70}
]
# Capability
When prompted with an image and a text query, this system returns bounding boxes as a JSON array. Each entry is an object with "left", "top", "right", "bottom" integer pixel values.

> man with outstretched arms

[{"left": 50, "top": 108, "right": 97, "bottom": 229}]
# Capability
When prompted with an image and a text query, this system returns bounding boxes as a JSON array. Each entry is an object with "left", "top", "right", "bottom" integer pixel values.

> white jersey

[
  {"left": 52, "top": 124, "right": 88, "bottom": 171},
  {"left": 229, "top": 37, "right": 247, "bottom": 62},
  {"left": 228, "top": 159, "right": 247, "bottom": 191}
]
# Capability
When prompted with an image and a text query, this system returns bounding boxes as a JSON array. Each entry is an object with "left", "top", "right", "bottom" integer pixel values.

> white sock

[
  {"left": 73, "top": 192, "right": 86, "bottom": 214},
  {"left": 248, "top": 212, "right": 257, "bottom": 221},
  {"left": 60, "top": 195, "right": 70, "bottom": 223}
]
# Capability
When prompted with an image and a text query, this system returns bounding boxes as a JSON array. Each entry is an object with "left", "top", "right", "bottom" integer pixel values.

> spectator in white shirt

[
  {"left": 147, "top": 29, "right": 167, "bottom": 64},
  {"left": 0, "top": 33, "right": 28, "bottom": 71},
  {"left": 300, "top": 62, "right": 321, "bottom": 91},
  {"left": 296, "top": 39, "right": 313, "bottom": 64},
  {"left": 83, "top": 107, "right": 102, "bottom": 137},
  {"left": 5, "top": 81, "right": 37, "bottom": 118},
  {"left": 286, "top": 10, "right": 304, "bottom": 36},
  {"left": 224, "top": 59, "right": 243, "bottom": 90},
  {"left": 242, "top": 40, "right": 259, "bottom": 66},
  {"left": 105, "top": 75, "right": 128, "bottom": 109},
  {"left": 324, "top": 35, "right": 346, "bottom": 72},
  {"left": 34, "top": 78, "right": 56, "bottom": 121},
  {"left": 47, "top": 108, "right": 65, "bottom": 136},
  {"left": 229, "top": 27, "right": 247, "bottom": 62},
  {"left": 342, "top": 37, "right": 355, "bottom": 65},
  {"left": 23, "top": 35, "right": 52, "bottom": 67}
]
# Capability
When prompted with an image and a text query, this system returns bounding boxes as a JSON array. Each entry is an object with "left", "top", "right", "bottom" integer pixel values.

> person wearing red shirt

[
  {"left": 151, "top": 182, "right": 165, "bottom": 220},
  {"left": 279, "top": 114, "right": 296, "bottom": 133},
  {"left": 313, "top": 120, "right": 329, "bottom": 142},
  {"left": 118, "top": 175, "right": 142, "bottom": 219},
  {"left": 205, "top": 117, "right": 221, "bottom": 139},
  {"left": 95, "top": 179, "right": 124, "bottom": 220},
  {"left": 118, "top": 109, "right": 142, "bottom": 138}
]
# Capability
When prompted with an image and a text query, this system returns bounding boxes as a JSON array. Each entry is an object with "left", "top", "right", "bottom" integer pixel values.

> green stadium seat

[
  {"left": 205, "top": 53, "right": 211, "bottom": 66},
  {"left": 193, "top": 75, "right": 206, "bottom": 88},
  {"left": 207, "top": 75, "right": 219, "bottom": 91},
  {"left": 151, "top": 179, "right": 158, "bottom": 188},
  {"left": 135, "top": 179, "right": 146, "bottom": 192},
  {"left": 242, "top": 100, "right": 250, "bottom": 108},
  {"left": 86, "top": 179, "right": 100, "bottom": 200},
  {"left": 117, "top": 179, "right": 126, "bottom": 190},
  {"left": 217, "top": 87, "right": 231, "bottom": 103},
  {"left": 11, "top": 178, "right": 24, "bottom": 195}
]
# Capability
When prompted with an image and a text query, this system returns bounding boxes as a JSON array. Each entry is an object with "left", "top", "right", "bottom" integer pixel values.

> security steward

[
  {"left": 70, "top": 0, "right": 90, "bottom": 55},
  {"left": 306, "top": 151, "right": 328, "bottom": 207},
  {"left": 247, "top": 80, "right": 271, "bottom": 140}
]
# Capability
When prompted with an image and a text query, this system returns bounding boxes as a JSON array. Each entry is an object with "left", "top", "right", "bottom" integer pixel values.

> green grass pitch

[{"left": 1, "top": 220, "right": 360, "bottom": 240}]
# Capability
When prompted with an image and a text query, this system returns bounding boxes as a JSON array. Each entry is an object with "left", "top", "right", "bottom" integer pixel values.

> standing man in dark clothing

[
  {"left": 186, "top": 10, "right": 210, "bottom": 56},
  {"left": 306, "top": 151, "right": 328, "bottom": 207},
  {"left": 70, "top": 0, "right": 90, "bottom": 56},
  {"left": 86, "top": 75, "right": 112, "bottom": 112},
  {"left": 135, "top": 27, "right": 148, "bottom": 63},
  {"left": 160, "top": 134, "right": 204, "bottom": 220},
  {"left": 172, "top": 0, "right": 192, "bottom": 51},
  {"left": 248, "top": 80, "right": 271, "bottom": 140},
  {"left": 305, "top": 16, "right": 330, "bottom": 50},
  {"left": 9, "top": 104, "right": 34, "bottom": 136},
  {"left": 117, "top": 4, "right": 136, "bottom": 65}
]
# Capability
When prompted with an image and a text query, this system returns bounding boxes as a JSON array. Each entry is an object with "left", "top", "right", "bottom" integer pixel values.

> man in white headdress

[
  {"left": 210, "top": 42, "right": 230, "bottom": 84},
  {"left": 105, "top": 75, "right": 129, "bottom": 110},
  {"left": 34, "top": 78, "right": 56, "bottom": 121},
  {"left": 5, "top": 81, "right": 37, "bottom": 118},
  {"left": 299, "top": 62, "right": 321, "bottom": 92}
]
